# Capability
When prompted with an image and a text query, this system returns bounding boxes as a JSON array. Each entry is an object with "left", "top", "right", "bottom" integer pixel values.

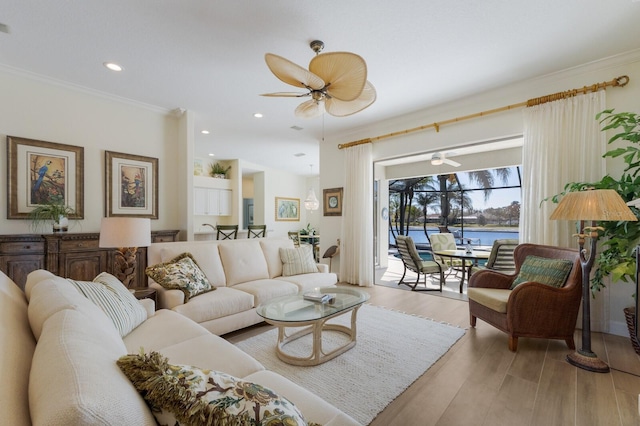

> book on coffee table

[{"left": 303, "top": 292, "right": 335, "bottom": 303}]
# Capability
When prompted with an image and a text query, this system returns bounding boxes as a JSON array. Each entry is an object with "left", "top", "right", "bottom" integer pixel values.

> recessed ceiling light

[
  {"left": 254, "top": 113, "right": 263, "bottom": 118},
  {"left": 294, "top": 153, "right": 306, "bottom": 157},
  {"left": 103, "top": 62, "right": 123, "bottom": 72},
  {"left": 208, "top": 153, "right": 215, "bottom": 157},
  {"left": 290, "top": 125, "right": 303, "bottom": 131},
  {"left": 201, "top": 130, "right": 210, "bottom": 134}
]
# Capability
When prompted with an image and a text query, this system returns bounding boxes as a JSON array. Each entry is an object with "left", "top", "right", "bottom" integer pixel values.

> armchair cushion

[
  {"left": 467, "top": 288, "right": 511, "bottom": 313},
  {"left": 510, "top": 255, "right": 573, "bottom": 289},
  {"left": 146, "top": 253, "right": 214, "bottom": 302}
]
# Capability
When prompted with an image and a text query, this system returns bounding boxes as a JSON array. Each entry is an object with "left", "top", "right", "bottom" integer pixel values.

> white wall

[
  {"left": 320, "top": 49, "right": 640, "bottom": 336},
  {"left": 0, "top": 68, "right": 180, "bottom": 234}
]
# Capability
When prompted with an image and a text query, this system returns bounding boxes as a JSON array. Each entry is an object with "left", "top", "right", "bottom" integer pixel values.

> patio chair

[
  {"left": 395, "top": 235, "right": 445, "bottom": 291},
  {"left": 468, "top": 243, "right": 581, "bottom": 351},
  {"left": 470, "top": 238, "right": 518, "bottom": 275},
  {"left": 216, "top": 225, "right": 238, "bottom": 240},
  {"left": 247, "top": 224, "right": 266, "bottom": 238},
  {"left": 428, "top": 232, "right": 471, "bottom": 278}
]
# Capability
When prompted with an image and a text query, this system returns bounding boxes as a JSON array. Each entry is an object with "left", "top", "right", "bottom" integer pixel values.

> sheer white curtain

[
  {"left": 521, "top": 91, "right": 606, "bottom": 248},
  {"left": 339, "top": 143, "right": 374, "bottom": 287}
]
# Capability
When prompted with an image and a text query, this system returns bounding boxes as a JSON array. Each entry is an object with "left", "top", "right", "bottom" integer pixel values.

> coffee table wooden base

[{"left": 267, "top": 305, "right": 361, "bottom": 366}]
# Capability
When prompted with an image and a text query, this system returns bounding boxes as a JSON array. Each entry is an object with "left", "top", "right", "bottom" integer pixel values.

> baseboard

[{"left": 608, "top": 320, "right": 629, "bottom": 337}]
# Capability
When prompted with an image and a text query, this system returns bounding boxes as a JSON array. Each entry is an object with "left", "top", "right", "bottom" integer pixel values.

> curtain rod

[{"left": 337, "top": 75, "right": 629, "bottom": 150}]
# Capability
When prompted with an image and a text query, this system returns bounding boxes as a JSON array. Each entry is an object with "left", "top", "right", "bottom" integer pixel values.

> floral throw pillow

[
  {"left": 145, "top": 252, "right": 214, "bottom": 302},
  {"left": 117, "top": 351, "right": 320, "bottom": 426}
]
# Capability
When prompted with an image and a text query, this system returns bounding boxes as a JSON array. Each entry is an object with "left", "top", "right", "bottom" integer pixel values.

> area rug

[{"left": 235, "top": 304, "right": 465, "bottom": 425}]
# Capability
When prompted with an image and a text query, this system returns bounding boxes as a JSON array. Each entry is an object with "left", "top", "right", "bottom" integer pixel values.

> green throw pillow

[
  {"left": 117, "top": 351, "right": 319, "bottom": 426},
  {"left": 510, "top": 255, "right": 573, "bottom": 290},
  {"left": 145, "top": 252, "right": 214, "bottom": 302}
]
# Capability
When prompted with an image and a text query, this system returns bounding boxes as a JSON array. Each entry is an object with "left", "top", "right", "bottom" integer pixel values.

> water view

[{"left": 389, "top": 228, "right": 519, "bottom": 248}]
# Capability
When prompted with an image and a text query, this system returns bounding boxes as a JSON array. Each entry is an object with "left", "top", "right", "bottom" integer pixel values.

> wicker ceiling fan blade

[
  {"left": 295, "top": 100, "right": 324, "bottom": 118},
  {"left": 309, "top": 52, "right": 367, "bottom": 101},
  {"left": 260, "top": 92, "right": 309, "bottom": 97},
  {"left": 265, "top": 53, "right": 325, "bottom": 90},
  {"left": 325, "top": 81, "right": 376, "bottom": 117}
]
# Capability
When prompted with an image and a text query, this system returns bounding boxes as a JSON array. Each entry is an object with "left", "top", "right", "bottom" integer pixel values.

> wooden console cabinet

[{"left": 0, "top": 230, "right": 179, "bottom": 291}]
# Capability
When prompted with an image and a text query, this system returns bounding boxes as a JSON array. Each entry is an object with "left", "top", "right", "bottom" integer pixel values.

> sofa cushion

[
  {"left": 28, "top": 277, "right": 118, "bottom": 341},
  {"left": 0, "top": 272, "right": 35, "bottom": 426},
  {"left": 29, "top": 309, "right": 156, "bottom": 426},
  {"left": 467, "top": 288, "right": 512, "bottom": 313},
  {"left": 260, "top": 238, "right": 295, "bottom": 278},
  {"left": 171, "top": 286, "right": 256, "bottom": 324},
  {"left": 146, "top": 253, "right": 214, "bottom": 302},
  {"left": 122, "top": 309, "right": 210, "bottom": 353},
  {"left": 219, "top": 241, "right": 270, "bottom": 286},
  {"left": 277, "top": 273, "right": 339, "bottom": 292},
  {"left": 510, "top": 255, "right": 574, "bottom": 289},
  {"left": 117, "top": 351, "right": 314, "bottom": 426},
  {"left": 158, "top": 242, "right": 227, "bottom": 287},
  {"left": 280, "top": 245, "right": 318, "bottom": 276},
  {"left": 67, "top": 272, "right": 148, "bottom": 337},
  {"left": 233, "top": 279, "right": 299, "bottom": 306}
]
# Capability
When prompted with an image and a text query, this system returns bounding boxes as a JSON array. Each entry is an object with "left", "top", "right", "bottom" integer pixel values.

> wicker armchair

[{"left": 467, "top": 243, "right": 581, "bottom": 351}]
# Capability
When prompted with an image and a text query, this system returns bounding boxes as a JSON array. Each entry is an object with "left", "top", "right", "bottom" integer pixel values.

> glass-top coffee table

[{"left": 256, "top": 286, "right": 370, "bottom": 366}]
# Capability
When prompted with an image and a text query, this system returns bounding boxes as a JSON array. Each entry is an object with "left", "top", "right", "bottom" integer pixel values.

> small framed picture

[
  {"left": 193, "top": 157, "right": 205, "bottom": 176},
  {"left": 105, "top": 151, "right": 158, "bottom": 218},
  {"left": 323, "top": 187, "right": 343, "bottom": 216},
  {"left": 275, "top": 197, "right": 300, "bottom": 221},
  {"left": 6, "top": 136, "right": 84, "bottom": 219}
]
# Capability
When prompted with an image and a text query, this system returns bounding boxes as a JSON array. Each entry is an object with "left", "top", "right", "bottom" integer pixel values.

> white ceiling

[{"left": 2, "top": 1, "right": 640, "bottom": 176}]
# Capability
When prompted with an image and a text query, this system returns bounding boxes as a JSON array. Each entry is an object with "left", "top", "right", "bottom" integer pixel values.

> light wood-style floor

[{"left": 226, "top": 283, "right": 640, "bottom": 426}]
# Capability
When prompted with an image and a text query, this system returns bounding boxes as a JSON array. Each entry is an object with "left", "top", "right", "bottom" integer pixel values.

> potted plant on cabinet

[
  {"left": 28, "top": 201, "right": 76, "bottom": 233},
  {"left": 550, "top": 109, "right": 640, "bottom": 352},
  {"left": 209, "top": 162, "right": 231, "bottom": 179}
]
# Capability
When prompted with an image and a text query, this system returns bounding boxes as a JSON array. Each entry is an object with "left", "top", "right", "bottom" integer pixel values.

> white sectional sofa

[
  {"left": 147, "top": 237, "right": 338, "bottom": 335},
  {"left": 0, "top": 269, "right": 359, "bottom": 425}
]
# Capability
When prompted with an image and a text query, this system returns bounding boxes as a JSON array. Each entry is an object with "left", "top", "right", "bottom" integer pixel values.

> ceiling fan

[
  {"left": 261, "top": 40, "right": 376, "bottom": 118},
  {"left": 430, "top": 152, "right": 460, "bottom": 167}
]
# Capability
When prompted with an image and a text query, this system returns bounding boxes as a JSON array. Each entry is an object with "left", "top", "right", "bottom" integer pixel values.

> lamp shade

[
  {"left": 550, "top": 189, "right": 637, "bottom": 222},
  {"left": 98, "top": 217, "right": 152, "bottom": 248}
]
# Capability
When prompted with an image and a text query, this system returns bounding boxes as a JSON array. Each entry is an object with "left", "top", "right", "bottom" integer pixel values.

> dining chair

[
  {"left": 395, "top": 235, "right": 445, "bottom": 291},
  {"left": 247, "top": 224, "right": 266, "bottom": 238},
  {"left": 287, "top": 231, "right": 300, "bottom": 247},
  {"left": 216, "top": 225, "right": 238, "bottom": 240}
]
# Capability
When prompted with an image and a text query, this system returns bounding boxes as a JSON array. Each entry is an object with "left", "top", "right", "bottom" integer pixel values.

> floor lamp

[
  {"left": 99, "top": 217, "right": 151, "bottom": 287},
  {"left": 550, "top": 189, "right": 637, "bottom": 373}
]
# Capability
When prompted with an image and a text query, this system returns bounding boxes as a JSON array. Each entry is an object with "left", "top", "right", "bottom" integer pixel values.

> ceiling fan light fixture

[{"left": 431, "top": 158, "right": 444, "bottom": 166}]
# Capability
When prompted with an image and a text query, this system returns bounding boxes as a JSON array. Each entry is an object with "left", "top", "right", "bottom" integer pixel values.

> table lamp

[
  {"left": 99, "top": 217, "right": 151, "bottom": 287},
  {"left": 550, "top": 188, "right": 637, "bottom": 372}
]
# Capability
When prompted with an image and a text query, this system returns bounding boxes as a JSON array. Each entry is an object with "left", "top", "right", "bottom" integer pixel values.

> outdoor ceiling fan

[
  {"left": 430, "top": 152, "right": 460, "bottom": 167},
  {"left": 261, "top": 40, "right": 376, "bottom": 118}
]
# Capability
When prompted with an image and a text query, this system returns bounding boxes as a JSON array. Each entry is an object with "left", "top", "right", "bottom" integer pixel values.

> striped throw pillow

[
  {"left": 68, "top": 272, "right": 147, "bottom": 337},
  {"left": 279, "top": 246, "right": 317, "bottom": 277},
  {"left": 510, "top": 255, "right": 573, "bottom": 290}
]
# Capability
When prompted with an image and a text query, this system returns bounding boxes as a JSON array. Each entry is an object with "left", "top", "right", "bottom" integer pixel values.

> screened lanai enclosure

[{"left": 388, "top": 166, "right": 522, "bottom": 251}]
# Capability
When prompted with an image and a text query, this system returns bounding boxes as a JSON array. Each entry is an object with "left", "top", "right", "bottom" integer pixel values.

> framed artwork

[
  {"left": 193, "top": 157, "right": 205, "bottom": 176},
  {"left": 6, "top": 136, "right": 84, "bottom": 219},
  {"left": 323, "top": 187, "right": 343, "bottom": 216},
  {"left": 105, "top": 151, "right": 158, "bottom": 218},
  {"left": 275, "top": 197, "right": 300, "bottom": 221}
]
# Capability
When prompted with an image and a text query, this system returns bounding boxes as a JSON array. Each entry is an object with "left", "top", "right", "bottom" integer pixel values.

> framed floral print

[
  {"left": 323, "top": 187, "right": 343, "bottom": 216},
  {"left": 6, "top": 136, "right": 84, "bottom": 219},
  {"left": 105, "top": 151, "right": 158, "bottom": 218}
]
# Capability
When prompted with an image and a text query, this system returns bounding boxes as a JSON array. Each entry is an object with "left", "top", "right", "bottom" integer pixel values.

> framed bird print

[
  {"left": 323, "top": 187, "right": 343, "bottom": 216},
  {"left": 105, "top": 151, "right": 158, "bottom": 218},
  {"left": 6, "top": 136, "right": 84, "bottom": 219}
]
